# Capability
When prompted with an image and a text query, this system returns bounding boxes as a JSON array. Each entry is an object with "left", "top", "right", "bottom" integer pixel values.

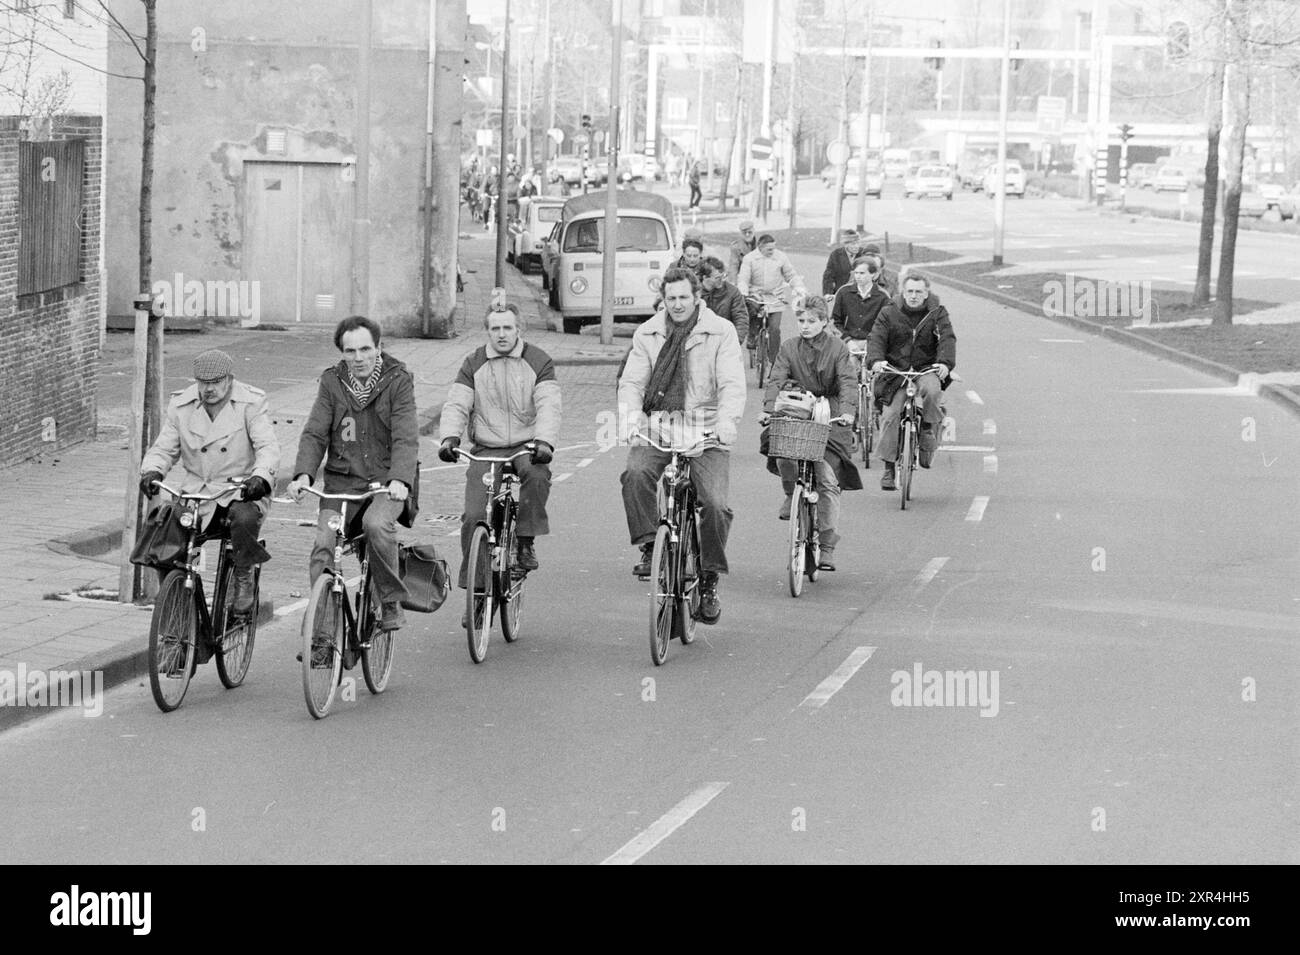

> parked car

[
  {"left": 1276, "top": 184, "right": 1300, "bottom": 220},
  {"left": 507, "top": 196, "right": 565, "bottom": 273},
  {"left": 549, "top": 155, "right": 583, "bottom": 186},
  {"left": 1151, "top": 166, "right": 1190, "bottom": 192},
  {"left": 982, "top": 160, "right": 1025, "bottom": 197},
  {"left": 903, "top": 163, "right": 955, "bottom": 200},
  {"left": 1257, "top": 181, "right": 1287, "bottom": 213},
  {"left": 1128, "top": 162, "right": 1161, "bottom": 190},
  {"left": 820, "top": 156, "right": 883, "bottom": 196},
  {"left": 957, "top": 150, "right": 994, "bottom": 189},
  {"left": 1237, "top": 185, "right": 1270, "bottom": 218},
  {"left": 626, "top": 154, "right": 662, "bottom": 181}
]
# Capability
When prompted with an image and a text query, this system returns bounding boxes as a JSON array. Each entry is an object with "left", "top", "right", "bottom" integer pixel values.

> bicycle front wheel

[
  {"left": 215, "top": 561, "right": 258, "bottom": 690},
  {"left": 675, "top": 509, "right": 700, "bottom": 646},
  {"left": 466, "top": 524, "right": 493, "bottom": 664},
  {"left": 788, "top": 487, "right": 806, "bottom": 598},
  {"left": 361, "top": 580, "right": 394, "bottom": 695},
  {"left": 301, "top": 575, "right": 344, "bottom": 719},
  {"left": 805, "top": 497, "right": 821, "bottom": 583},
  {"left": 756, "top": 332, "right": 769, "bottom": 389},
  {"left": 899, "top": 421, "right": 914, "bottom": 510},
  {"left": 499, "top": 512, "right": 524, "bottom": 644},
  {"left": 858, "top": 385, "right": 873, "bottom": 468},
  {"left": 148, "top": 571, "right": 198, "bottom": 712},
  {"left": 648, "top": 524, "right": 674, "bottom": 666}
]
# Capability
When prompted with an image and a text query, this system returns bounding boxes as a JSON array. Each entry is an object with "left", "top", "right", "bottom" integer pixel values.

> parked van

[{"left": 549, "top": 191, "right": 677, "bottom": 334}]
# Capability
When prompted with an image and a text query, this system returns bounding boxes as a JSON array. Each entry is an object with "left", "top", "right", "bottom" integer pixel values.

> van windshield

[{"left": 563, "top": 216, "right": 670, "bottom": 253}]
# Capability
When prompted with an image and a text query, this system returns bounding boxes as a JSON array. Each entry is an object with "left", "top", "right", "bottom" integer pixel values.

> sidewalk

[{"left": 0, "top": 219, "right": 626, "bottom": 729}]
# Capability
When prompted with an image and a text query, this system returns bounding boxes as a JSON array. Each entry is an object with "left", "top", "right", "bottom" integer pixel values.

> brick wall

[{"left": 0, "top": 114, "right": 102, "bottom": 468}]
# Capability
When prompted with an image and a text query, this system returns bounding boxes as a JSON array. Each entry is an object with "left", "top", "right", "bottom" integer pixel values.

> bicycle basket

[{"left": 768, "top": 417, "right": 829, "bottom": 461}]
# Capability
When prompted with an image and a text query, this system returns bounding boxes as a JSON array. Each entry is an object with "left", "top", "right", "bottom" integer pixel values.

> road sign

[
  {"left": 512, "top": 124, "right": 528, "bottom": 141},
  {"left": 572, "top": 131, "right": 590, "bottom": 146},
  {"left": 750, "top": 136, "right": 773, "bottom": 161},
  {"left": 476, "top": 128, "right": 493, "bottom": 148},
  {"left": 1037, "top": 96, "right": 1067, "bottom": 136},
  {"left": 592, "top": 130, "right": 605, "bottom": 145},
  {"left": 547, "top": 127, "right": 564, "bottom": 145},
  {"left": 826, "top": 141, "right": 851, "bottom": 165}
]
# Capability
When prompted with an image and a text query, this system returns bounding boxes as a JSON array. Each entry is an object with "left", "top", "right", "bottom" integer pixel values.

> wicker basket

[{"left": 768, "top": 416, "right": 829, "bottom": 461}]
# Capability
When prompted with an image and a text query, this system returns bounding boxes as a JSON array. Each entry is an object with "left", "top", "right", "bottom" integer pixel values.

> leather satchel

[
  {"left": 128, "top": 503, "right": 191, "bottom": 569},
  {"left": 399, "top": 542, "right": 450, "bottom": 613}
]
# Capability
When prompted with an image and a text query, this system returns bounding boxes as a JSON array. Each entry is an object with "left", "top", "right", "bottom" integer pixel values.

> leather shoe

[
  {"left": 230, "top": 568, "right": 255, "bottom": 615},
  {"left": 817, "top": 548, "right": 837, "bottom": 572},
  {"left": 632, "top": 542, "right": 654, "bottom": 577},
  {"left": 778, "top": 497, "right": 791, "bottom": 520},
  {"left": 919, "top": 448, "right": 933, "bottom": 469},
  {"left": 516, "top": 539, "right": 539, "bottom": 572},
  {"left": 880, "top": 463, "right": 897, "bottom": 491},
  {"left": 698, "top": 573, "right": 721, "bottom": 624}
]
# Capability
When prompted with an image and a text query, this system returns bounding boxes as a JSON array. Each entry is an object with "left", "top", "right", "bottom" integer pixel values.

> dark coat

[
  {"left": 702, "top": 281, "right": 750, "bottom": 342},
  {"left": 830, "top": 281, "right": 890, "bottom": 340},
  {"left": 821, "top": 245, "right": 856, "bottom": 296},
  {"left": 293, "top": 355, "right": 420, "bottom": 527},
  {"left": 865, "top": 293, "right": 957, "bottom": 406}
]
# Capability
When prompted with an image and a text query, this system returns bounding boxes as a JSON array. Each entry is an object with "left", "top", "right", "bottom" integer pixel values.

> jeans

[
  {"left": 621, "top": 446, "right": 733, "bottom": 574},
  {"left": 745, "top": 305, "right": 786, "bottom": 365},
  {"left": 876, "top": 374, "right": 943, "bottom": 464},
  {"left": 688, "top": 182, "right": 702, "bottom": 207},
  {"left": 309, "top": 496, "right": 406, "bottom": 605},
  {"left": 458, "top": 443, "right": 551, "bottom": 587},
  {"left": 776, "top": 457, "right": 841, "bottom": 549}
]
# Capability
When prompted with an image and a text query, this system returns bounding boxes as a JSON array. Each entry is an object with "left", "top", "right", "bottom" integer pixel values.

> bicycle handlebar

[
  {"left": 878, "top": 364, "right": 942, "bottom": 378},
  {"left": 628, "top": 429, "right": 714, "bottom": 455},
  {"left": 453, "top": 443, "right": 537, "bottom": 465},
  {"left": 153, "top": 479, "right": 246, "bottom": 503},
  {"left": 297, "top": 484, "right": 391, "bottom": 504}
]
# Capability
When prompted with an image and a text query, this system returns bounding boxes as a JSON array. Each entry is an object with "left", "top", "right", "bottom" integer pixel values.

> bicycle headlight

[
  {"left": 482, "top": 472, "right": 495, "bottom": 487},
  {"left": 179, "top": 512, "right": 195, "bottom": 528},
  {"left": 569, "top": 276, "right": 589, "bottom": 294},
  {"left": 327, "top": 515, "right": 344, "bottom": 532},
  {"left": 806, "top": 490, "right": 820, "bottom": 505}
]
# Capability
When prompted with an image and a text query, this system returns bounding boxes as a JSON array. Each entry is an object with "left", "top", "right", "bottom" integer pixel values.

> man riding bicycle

[
  {"left": 759, "top": 297, "right": 862, "bottom": 571},
  {"left": 867, "top": 273, "right": 956, "bottom": 490},
  {"left": 830, "top": 254, "right": 890, "bottom": 342},
  {"left": 139, "top": 349, "right": 279, "bottom": 615},
  {"left": 288, "top": 315, "right": 420, "bottom": 633},
  {"left": 437, "top": 302, "right": 561, "bottom": 603},
  {"left": 619, "top": 267, "right": 746, "bottom": 624},
  {"left": 737, "top": 232, "right": 808, "bottom": 368}
]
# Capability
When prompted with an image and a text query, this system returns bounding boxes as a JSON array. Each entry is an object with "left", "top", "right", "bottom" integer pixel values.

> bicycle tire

[
  {"left": 301, "top": 575, "right": 344, "bottom": 719},
  {"left": 499, "top": 508, "right": 523, "bottom": 644},
  {"left": 675, "top": 508, "right": 700, "bottom": 646},
  {"left": 788, "top": 488, "right": 805, "bottom": 598},
  {"left": 214, "top": 558, "right": 258, "bottom": 690},
  {"left": 361, "top": 577, "right": 394, "bottom": 694},
  {"left": 858, "top": 384, "right": 873, "bottom": 468},
  {"left": 466, "top": 523, "right": 493, "bottom": 664},
  {"left": 148, "top": 570, "right": 198, "bottom": 712},
  {"left": 899, "top": 419, "right": 913, "bottom": 510},
  {"left": 649, "top": 524, "right": 674, "bottom": 666},
  {"left": 805, "top": 498, "right": 820, "bottom": 583},
  {"left": 756, "top": 331, "right": 769, "bottom": 389}
]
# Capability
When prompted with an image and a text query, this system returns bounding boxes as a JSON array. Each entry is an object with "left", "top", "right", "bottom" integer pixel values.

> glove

[
  {"left": 438, "top": 438, "right": 461, "bottom": 463},
  {"left": 871, "top": 361, "right": 886, "bottom": 375},
  {"left": 386, "top": 480, "right": 410, "bottom": 503},
  {"left": 241, "top": 476, "right": 271, "bottom": 502},
  {"left": 287, "top": 474, "right": 311, "bottom": 502},
  {"left": 139, "top": 471, "right": 163, "bottom": 498},
  {"left": 935, "top": 363, "right": 950, "bottom": 381},
  {"left": 531, "top": 441, "right": 554, "bottom": 465}
]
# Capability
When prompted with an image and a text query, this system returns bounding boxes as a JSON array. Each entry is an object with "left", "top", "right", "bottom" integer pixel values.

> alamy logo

[
  {"left": 890, "top": 662, "right": 1000, "bottom": 717},
  {"left": 0, "top": 665, "right": 103, "bottom": 717},
  {"left": 1041, "top": 272, "right": 1152, "bottom": 325},
  {"left": 151, "top": 272, "right": 261, "bottom": 327},
  {"left": 49, "top": 886, "right": 151, "bottom": 935}
]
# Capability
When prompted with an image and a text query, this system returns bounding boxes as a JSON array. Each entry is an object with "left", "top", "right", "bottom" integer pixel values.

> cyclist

[
  {"left": 672, "top": 235, "right": 706, "bottom": 277},
  {"left": 726, "top": 219, "right": 757, "bottom": 283},
  {"left": 288, "top": 315, "right": 419, "bottom": 632},
  {"left": 830, "top": 254, "right": 890, "bottom": 341},
  {"left": 139, "top": 349, "right": 279, "bottom": 615},
  {"left": 699, "top": 256, "right": 749, "bottom": 344},
  {"left": 821, "top": 227, "right": 862, "bottom": 298},
  {"left": 437, "top": 302, "right": 560, "bottom": 603},
  {"left": 759, "top": 297, "right": 861, "bottom": 572},
  {"left": 867, "top": 272, "right": 956, "bottom": 490},
  {"left": 618, "top": 267, "right": 746, "bottom": 624},
  {"left": 737, "top": 232, "right": 808, "bottom": 368}
]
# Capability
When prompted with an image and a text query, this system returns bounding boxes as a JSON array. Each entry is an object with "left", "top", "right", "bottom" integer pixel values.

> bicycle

[
  {"left": 767, "top": 415, "right": 851, "bottom": 597},
  {"left": 632, "top": 430, "right": 709, "bottom": 666},
  {"left": 295, "top": 484, "right": 396, "bottom": 719},
  {"left": 456, "top": 445, "right": 536, "bottom": 664},
  {"left": 745, "top": 298, "right": 771, "bottom": 388},
  {"left": 145, "top": 479, "right": 263, "bottom": 713},
  {"left": 879, "top": 364, "right": 941, "bottom": 510},
  {"left": 847, "top": 342, "right": 878, "bottom": 469}
]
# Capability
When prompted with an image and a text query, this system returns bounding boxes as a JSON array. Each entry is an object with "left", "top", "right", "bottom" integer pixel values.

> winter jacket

[
  {"left": 830, "top": 281, "right": 891, "bottom": 340},
  {"left": 439, "top": 339, "right": 562, "bottom": 450},
  {"left": 293, "top": 355, "right": 420, "bottom": 525},
  {"left": 865, "top": 293, "right": 957, "bottom": 405},
  {"left": 736, "top": 248, "right": 806, "bottom": 310},
  {"left": 618, "top": 304, "right": 747, "bottom": 450},
  {"left": 727, "top": 236, "right": 756, "bottom": 282},
  {"left": 701, "top": 280, "right": 750, "bottom": 342},
  {"left": 821, "top": 245, "right": 856, "bottom": 296},
  {"left": 141, "top": 380, "right": 280, "bottom": 526}
]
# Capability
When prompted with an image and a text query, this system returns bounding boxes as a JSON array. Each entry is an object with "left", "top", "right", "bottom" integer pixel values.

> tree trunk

[
  {"left": 1215, "top": 1, "right": 1250, "bottom": 325},
  {"left": 717, "top": 60, "right": 743, "bottom": 210},
  {"left": 1192, "top": 32, "right": 1225, "bottom": 305}
]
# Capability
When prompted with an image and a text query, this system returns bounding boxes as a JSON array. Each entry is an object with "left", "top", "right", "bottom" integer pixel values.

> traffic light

[
  {"left": 1166, "top": 20, "right": 1190, "bottom": 64},
  {"left": 1010, "top": 37, "right": 1022, "bottom": 74},
  {"left": 581, "top": 114, "right": 593, "bottom": 134},
  {"left": 926, "top": 39, "right": 944, "bottom": 71},
  {"left": 1118, "top": 123, "right": 1135, "bottom": 144}
]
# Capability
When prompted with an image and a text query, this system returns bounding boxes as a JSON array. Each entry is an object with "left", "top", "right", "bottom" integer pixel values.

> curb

[
  {"left": 927, "top": 268, "right": 1300, "bottom": 421},
  {"left": 0, "top": 597, "right": 276, "bottom": 732}
]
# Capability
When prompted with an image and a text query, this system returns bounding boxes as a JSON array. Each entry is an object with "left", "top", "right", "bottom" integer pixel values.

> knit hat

[{"left": 193, "top": 349, "right": 234, "bottom": 381}]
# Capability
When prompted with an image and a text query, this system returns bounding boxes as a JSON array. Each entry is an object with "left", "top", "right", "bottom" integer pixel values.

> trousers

[
  {"left": 309, "top": 496, "right": 406, "bottom": 605},
  {"left": 621, "top": 446, "right": 733, "bottom": 574},
  {"left": 876, "top": 373, "right": 943, "bottom": 463},
  {"left": 458, "top": 444, "right": 551, "bottom": 587},
  {"left": 776, "top": 457, "right": 841, "bottom": 549}
]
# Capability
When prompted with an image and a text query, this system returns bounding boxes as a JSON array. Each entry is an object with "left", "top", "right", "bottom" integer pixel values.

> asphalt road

[{"left": 4, "top": 282, "right": 1295, "bottom": 864}]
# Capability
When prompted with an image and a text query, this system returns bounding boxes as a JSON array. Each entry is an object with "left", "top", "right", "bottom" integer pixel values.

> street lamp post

[{"left": 495, "top": 0, "right": 511, "bottom": 288}]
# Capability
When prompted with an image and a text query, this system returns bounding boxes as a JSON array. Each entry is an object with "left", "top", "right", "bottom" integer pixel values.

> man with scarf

[
  {"left": 619, "top": 268, "right": 746, "bottom": 624},
  {"left": 867, "top": 273, "right": 957, "bottom": 491},
  {"left": 759, "top": 297, "right": 862, "bottom": 571},
  {"left": 289, "top": 315, "right": 420, "bottom": 633}
]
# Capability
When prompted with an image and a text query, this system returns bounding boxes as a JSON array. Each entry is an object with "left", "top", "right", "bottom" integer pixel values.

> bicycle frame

[
  {"left": 878, "top": 365, "right": 940, "bottom": 506},
  {"left": 299, "top": 485, "right": 391, "bottom": 650},
  {"left": 455, "top": 446, "right": 535, "bottom": 560},
  {"left": 152, "top": 481, "right": 245, "bottom": 630}
]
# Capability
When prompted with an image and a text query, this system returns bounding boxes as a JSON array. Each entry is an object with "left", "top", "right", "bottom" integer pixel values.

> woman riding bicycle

[{"left": 759, "top": 297, "right": 862, "bottom": 572}]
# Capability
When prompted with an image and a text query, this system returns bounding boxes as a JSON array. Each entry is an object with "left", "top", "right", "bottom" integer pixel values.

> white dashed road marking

[
  {"left": 941, "top": 445, "right": 996, "bottom": 453},
  {"left": 984, "top": 455, "right": 998, "bottom": 474},
  {"left": 577, "top": 458, "right": 594, "bottom": 468},
  {"left": 965, "top": 390, "right": 984, "bottom": 405},
  {"left": 798, "top": 646, "right": 877, "bottom": 711},
  {"left": 554, "top": 473, "right": 573, "bottom": 483},
  {"left": 600, "top": 782, "right": 731, "bottom": 865},
  {"left": 911, "top": 557, "right": 949, "bottom": 594},
  {"left": 965, "top": 496, "right": 990, "bottom": 522},
  {"left": 983, "top": 419, "right": 997, "bottom": 436}
]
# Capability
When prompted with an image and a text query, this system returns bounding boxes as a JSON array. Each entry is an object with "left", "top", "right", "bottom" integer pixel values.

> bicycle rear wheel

[
  {"left": 466, "top": 524, "right": 493, "bottom": 664},
  {"left": 301, "top": 575, "right": 344, "bottom": 719},
  {"left": 648, "top": 524, "right": 674, "bottom": 666},
  {"left": 899, "top": 420, "right": 914, "bottom": 510},
  {"left": 788, "top": 487, "right": 806, "bottom": 597},
  {"left": 214, "top": 559, "right": 258, "bottom": 690},
  {"left": 361, "top": 579, "right": 394, "bottom": 694},
  {"left": 499, "top": 512, "right": 524, "bottom": 643},
  {"left": 675, "top": 509, "right": 700, "bottom": 646},
  {"left": 148, "top": 571, "right": 198, "bottom": 712}
]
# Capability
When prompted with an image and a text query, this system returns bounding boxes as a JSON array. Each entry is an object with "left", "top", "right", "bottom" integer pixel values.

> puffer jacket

[
  {"left": 439, "top": 339, "right": 561, "bottom": 449},
  {"left": 865, "top": 293, "right": 957, "bottom": 405},
  {"left": 617, "top": 304, "right": 747, "bottom": 450}
]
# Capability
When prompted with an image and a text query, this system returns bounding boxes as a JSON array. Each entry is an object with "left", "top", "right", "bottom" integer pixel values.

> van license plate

[{"left": 613, "top": 296, "right": 634, "bottom": 306}]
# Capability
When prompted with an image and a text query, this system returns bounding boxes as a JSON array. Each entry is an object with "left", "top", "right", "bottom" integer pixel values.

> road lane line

[
  {"left": 275, "top": 575, "right": 362, "bottom": 617},
  {"left": 554, "top": 472, "right": 573, "bottom": 483},
  {"left": 1040, "top": 338, "right": 1084, "bottom": 343},
  {"left": 965, "top": 390, "right": 983, "bottom": 405},
  {"left": 798, "top": 646, "right": 877, "bottom": 711},
  {"left": 984, "top": 455, "right": 998, "bottom": 474},
  {"left": 577, "top": 458, "right": 594, "bottom": 468},
  {"left": 940, "top": 445, "right": 996, "bottom": 453},
  {"left": 983, "top": 419, "right": 997, "bottom": 436},
  {"left": 911, "top": 557, "right": 949, "bottom": 594},
  {"left": 965, "top": 496, "right": 990, "bottom": 521},
  {"left": 600, "top": 782, "right": 730, "bottom": 865}
]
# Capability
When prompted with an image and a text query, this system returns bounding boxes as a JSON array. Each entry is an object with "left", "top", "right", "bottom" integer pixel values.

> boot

[
  {"left": 230, "top": 567, "right": 255, "bottom": 616},
  {"left": 880, "top": 462, "right": 897, "bottom": 491}
]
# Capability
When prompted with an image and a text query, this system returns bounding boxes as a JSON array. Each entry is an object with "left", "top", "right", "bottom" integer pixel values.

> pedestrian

[{"left": 688, "top": 160, "right": 702, "bottom": 209}]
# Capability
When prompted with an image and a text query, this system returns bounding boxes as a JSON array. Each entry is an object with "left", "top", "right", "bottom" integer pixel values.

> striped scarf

[{"left": 344, "top": 353, "right": 384, "bottom": 406}]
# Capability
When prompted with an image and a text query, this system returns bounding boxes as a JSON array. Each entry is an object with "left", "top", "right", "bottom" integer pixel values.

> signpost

[{"left": 1036, "top": 95, "right": 1067, "bottom": 136}]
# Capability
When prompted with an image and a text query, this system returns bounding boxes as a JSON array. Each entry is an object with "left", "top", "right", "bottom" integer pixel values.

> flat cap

[
  {"left": 738, "top": 219, "right": 755, "bottom": 231},
  {"left": 193, "top": 349, "right": 234, "bottom": 381}
]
